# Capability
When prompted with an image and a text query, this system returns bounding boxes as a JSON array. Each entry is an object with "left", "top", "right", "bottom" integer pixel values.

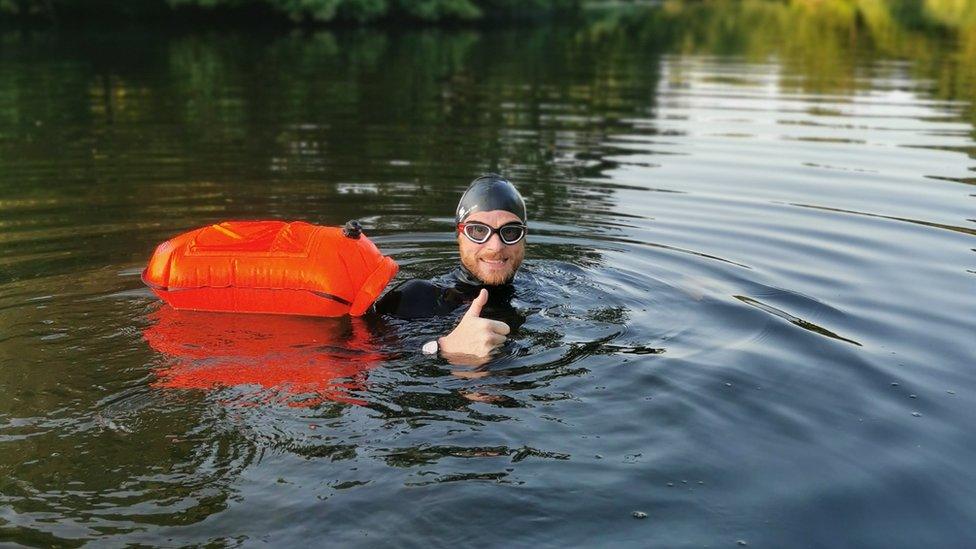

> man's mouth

[{"left": 478, "top": 257, "right": 509, "bottom": 269}]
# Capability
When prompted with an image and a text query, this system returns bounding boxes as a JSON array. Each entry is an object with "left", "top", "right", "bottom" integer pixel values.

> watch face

[{"left": 422, "top": 340, "right": 438, "bottom": 355}]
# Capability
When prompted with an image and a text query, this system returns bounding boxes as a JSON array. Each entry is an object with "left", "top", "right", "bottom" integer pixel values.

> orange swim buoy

[{"left": 142, "top": 220, "right": 398, "bottom": 317}]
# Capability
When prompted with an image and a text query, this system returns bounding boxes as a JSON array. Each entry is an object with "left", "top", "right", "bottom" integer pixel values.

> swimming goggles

[{"left": 458, "top": 222, "right": 527, "bottom": 245}]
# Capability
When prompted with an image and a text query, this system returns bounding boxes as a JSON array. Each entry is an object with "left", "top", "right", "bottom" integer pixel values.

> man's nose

[{"left": 484, "top": 233, "right": 505, "bottom": 251}]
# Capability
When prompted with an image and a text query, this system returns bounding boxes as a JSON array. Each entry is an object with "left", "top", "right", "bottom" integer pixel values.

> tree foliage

[{"left": 0, "top": 0, "right": 578, "bottom": 23}]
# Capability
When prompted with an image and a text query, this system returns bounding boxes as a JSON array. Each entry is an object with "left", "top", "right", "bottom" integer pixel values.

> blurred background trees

[
  {"left": 0, "top": 0, "right": 579, "bottom": 24},
  {"left": 2, "top": 0, "right": 975, "bottom": 29}
]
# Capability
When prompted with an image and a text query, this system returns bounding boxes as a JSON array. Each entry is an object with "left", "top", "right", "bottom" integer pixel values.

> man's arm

[{"left": 372, "top": 279, "right": 446, "bottom": 319}]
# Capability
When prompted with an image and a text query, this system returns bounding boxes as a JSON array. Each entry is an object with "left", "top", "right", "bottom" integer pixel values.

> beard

[{"left": 460, "top": 247, "right": 524, "bottom": 286}]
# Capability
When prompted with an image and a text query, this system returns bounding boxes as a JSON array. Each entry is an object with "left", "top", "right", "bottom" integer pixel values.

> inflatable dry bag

[{"left": 142, "top": 220, "right": 398, "bottom": 317}]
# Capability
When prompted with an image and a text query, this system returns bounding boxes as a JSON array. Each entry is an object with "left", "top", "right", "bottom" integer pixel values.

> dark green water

[{"left": 1, "top": 3, "right": 975, "bottom": 547}]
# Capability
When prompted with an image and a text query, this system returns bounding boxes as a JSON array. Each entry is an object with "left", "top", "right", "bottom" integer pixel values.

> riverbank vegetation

[
  {"left": 2, "top": 0, "right": 976, "bottom": 28},
  {"left": 0, "top": 0, "right": 579, "bottom": 24}
]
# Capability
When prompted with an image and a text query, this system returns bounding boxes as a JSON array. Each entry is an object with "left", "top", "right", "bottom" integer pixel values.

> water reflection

[
  {"left": 1, "top": 1, "right": 975, "bottom": 546},
  {"left": 145, "top": 308, "right": 380, "bottom": 407}
]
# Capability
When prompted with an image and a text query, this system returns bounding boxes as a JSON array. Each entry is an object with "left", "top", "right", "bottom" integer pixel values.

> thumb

[{"left": 464, "top": 288, "right": 488, "bottom": 319}]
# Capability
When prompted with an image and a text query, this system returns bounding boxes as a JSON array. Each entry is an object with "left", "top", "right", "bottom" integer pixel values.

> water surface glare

[{"left": 1, "top": 12, "right": 975, "bottom": 548}]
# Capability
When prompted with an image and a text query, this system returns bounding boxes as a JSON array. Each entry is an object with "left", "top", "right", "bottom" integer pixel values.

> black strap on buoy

[{"left": 343, "top": 220, "right": 363, "bottom": 239}]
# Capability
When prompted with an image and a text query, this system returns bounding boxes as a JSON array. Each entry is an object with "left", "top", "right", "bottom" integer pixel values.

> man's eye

[
  {"left": 500, "top": 227, "right": 522, "bottom": 241},
  {"left": 468, "top": 225, "right": 490, "bottom": 239}
]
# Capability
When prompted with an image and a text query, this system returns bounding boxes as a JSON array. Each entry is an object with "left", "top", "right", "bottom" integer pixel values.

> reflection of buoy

[
  {"left": 144, "top": 306, "right": 380, "bottom": 406},
  {"left": 142, "top": 220, "right": 398, "bottom": 317}
]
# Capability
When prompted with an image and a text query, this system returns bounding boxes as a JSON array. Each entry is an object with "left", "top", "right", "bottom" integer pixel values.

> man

[{"left": 372, "top": 173, "right": 527, "bottom": 360}]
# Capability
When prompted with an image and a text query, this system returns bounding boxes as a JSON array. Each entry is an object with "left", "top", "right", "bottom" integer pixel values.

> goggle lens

[
  {"left": 499, "top": 225, "right": 525, "bottom": 243},
  {"left": 465, "top": 224, "right": 491, "bottom": 242}
]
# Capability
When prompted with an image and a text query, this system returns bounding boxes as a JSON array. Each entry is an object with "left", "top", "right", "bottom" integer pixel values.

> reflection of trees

[
  {"left": 1, "top": 0, "right": 974, "bottom": 277},
  {"left": 0, "top": 24, "right": 662, "bottom": 237},
  {"left": 588, "top": 0, "right": 976, "bottom": 125}
]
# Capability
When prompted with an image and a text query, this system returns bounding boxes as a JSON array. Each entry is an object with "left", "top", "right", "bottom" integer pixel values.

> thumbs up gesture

[{"left": 438, "top": 289, "right": 511, "bottom": 358}]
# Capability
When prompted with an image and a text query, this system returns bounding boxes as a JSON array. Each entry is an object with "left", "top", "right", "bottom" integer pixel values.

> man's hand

[{"left": 438, "top": 288, "right": 510, "bottom": 359}]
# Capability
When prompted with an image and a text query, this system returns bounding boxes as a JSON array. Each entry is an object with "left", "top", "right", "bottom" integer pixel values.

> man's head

[{"left": 455, "top": 174, "right": 527, "bottom": 286}]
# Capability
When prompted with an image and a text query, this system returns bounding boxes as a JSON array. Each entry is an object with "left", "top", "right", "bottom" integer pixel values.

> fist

[{"left": 438, "top": 289, "right": 510, "bottom": 358}]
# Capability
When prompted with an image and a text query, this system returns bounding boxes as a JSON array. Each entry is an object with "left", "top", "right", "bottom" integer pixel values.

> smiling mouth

[{"left": 479, "top": 258, "right": 508, "bottom": 268}]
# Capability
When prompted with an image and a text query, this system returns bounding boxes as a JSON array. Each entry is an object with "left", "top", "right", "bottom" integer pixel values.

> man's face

[{"left": 458, "top": 210, "right": 526, "bottom": 286}]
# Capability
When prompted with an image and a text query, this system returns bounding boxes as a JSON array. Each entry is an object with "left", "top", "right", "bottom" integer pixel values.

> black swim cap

[{"left": 455, "top": 174, "right": 527, "bottom": 225}]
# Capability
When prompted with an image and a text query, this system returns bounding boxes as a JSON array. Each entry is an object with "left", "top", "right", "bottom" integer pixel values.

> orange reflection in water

[{"left": 144, "top": 306, "right": 382, "bottom": 407}]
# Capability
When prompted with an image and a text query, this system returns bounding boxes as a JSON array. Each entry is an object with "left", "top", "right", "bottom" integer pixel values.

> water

[{"left": 2, "top": 4, "right": 976, "bottom": 546}]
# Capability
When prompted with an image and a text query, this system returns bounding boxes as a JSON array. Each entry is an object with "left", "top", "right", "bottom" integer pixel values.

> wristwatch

[{"left": 422, "top": 339, "right": 439, "bottom": 355}]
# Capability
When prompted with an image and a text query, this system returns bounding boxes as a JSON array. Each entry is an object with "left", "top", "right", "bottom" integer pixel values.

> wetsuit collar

[
  {"left": 452, "top": 264, "right": 485, "bottom": 287},
  {"left": 448, "top": 264, "right": 517, "bottom": 311}
]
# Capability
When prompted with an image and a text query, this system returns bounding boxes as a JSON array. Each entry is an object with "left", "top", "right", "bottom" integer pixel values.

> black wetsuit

[{"left": 371, "top": 265, "right": 522, "bottom": 328}]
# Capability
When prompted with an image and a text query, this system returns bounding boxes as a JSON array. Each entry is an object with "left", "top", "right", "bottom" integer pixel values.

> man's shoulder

[
  {"left": 388, "top": 278, "right": 444, "bottom": 300},
  {"left": 372, "top": 278, "right": 466, "bottom": 319}
]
